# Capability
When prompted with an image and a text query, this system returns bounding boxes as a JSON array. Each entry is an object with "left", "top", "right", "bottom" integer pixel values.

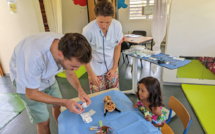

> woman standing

[{"left": 83, "top": 0, "right": 123, "bottom": 93}]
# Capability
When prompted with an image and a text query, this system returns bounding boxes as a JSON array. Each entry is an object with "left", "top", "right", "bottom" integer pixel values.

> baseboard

[
  {"left": 0, "top": 73, "right": 10, "bottom": 77},
  {"left": 163, "top": 82, "right": 181, "bottom": 86}
]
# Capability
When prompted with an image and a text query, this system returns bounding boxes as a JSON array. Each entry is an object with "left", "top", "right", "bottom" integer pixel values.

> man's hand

[
  {"left": 106, "top": 68, "right": 116, "bottom": 80},
  {"left": 78, "top": 90, "right": 91, "bottom": 106},
  {"left": 25, "top": 87, "right": 86, "bottom": 114},
  {"left": 64, "top": 99, "right": 85, "bottom": 114}
]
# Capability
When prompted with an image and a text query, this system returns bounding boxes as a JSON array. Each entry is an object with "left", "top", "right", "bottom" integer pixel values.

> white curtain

[
  {"left": 151, "top": 0, "right": 170, "bottom": 74},
  {"left": 151, "top": 0, "right": 169, "bottom": 53},
  {"left": 44, "top": 0, "right": 62, "bottom": 33}
]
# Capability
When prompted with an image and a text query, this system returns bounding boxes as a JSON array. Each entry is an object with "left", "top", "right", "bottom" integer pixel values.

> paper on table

[
  {"left": 80, "top": 109, "right": 96, "bottom": 123},
  {"left": 131, "top": 45, "right": 145, "bottom": 50},
  {"left": 124, "top": 34, "right": 142, "bottom": 38}
]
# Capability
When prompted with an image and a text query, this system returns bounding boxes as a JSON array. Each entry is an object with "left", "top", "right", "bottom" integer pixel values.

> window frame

[{"left": 129, "top": 0, "right": 154, "bottom": 20}]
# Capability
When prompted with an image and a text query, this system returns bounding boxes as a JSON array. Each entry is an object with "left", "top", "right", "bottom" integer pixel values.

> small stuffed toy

[{"left": 103, "top": 96, "right": 121, "bottom": 116}]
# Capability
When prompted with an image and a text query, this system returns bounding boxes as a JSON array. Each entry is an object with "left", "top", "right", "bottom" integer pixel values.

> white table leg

[{"left": 123, "top": 57, "right": 138, "bottom": 94}]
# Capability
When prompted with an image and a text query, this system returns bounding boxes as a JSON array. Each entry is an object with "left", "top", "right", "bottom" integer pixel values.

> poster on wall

[{"left": 7, "top": 0, "right": 17, "bottom": 14}]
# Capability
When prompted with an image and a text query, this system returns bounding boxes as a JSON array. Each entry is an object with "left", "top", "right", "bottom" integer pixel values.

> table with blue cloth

[
  {"left": 130, "top": 53, "right": 191, "bottom": 70},
  {"left": 122, "top": 51, "right": 191, "bottom": 94},
  {"left": 58, "top": 89, "right": 161, "bottom": 134}
]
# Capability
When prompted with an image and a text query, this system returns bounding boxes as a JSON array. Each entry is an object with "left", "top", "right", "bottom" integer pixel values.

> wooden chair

[{"left": 161, "top": 96, "right": 192, "bottom": 134}]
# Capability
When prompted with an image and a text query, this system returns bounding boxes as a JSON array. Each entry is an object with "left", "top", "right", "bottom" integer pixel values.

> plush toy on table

[{"left": 103, "top": 96, "right": 121, "bottom": 116}]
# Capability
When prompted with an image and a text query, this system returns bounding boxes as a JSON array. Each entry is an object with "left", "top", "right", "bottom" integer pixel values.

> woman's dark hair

[
  {"left": 94, "top": 0, "right": 114, "bottom": 17},
  {"left": 58, "top": 33, "right": 92, "bottom": 64},
  {"left": 136, "top": 76, "right": 164, "bottom": 111}
]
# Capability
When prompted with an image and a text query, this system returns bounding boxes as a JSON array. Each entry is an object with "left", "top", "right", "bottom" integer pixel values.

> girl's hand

[
  {"left": 154, "top": 123, "right": 164, "bottom": 127},
  {"left": 106, "top": 68, "right": 116, "bottom": 80},
  {"left": 145, "top": 115, "right": 152, "bottom": 122},
  {"left": 133, "top": 103, "right": 138, "bottom": 108},
  {"left": 89, "top": 73, "right": 101, "bottom": 86}
]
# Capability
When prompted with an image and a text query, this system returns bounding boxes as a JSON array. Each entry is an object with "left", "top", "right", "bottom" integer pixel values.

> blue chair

[{"left": 161, "top": 96, "right": 192, "bottom": 134}]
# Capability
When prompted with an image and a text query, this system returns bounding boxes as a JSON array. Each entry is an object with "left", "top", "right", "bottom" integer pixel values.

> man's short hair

[{"left": 58, "top": 33, "right": 92, "bottom": 64}]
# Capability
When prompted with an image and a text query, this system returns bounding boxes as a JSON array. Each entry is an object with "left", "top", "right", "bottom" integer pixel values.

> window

[{"left": 129, "top": 0, "right": 154, "bottom": 20}]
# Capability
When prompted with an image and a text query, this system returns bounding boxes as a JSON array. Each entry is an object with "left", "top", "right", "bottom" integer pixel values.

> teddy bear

[{"left": 103, "top": 96, "right": 121, "bottom": 116}]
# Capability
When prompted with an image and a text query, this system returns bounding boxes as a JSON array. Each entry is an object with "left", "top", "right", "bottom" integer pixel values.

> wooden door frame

[{"left": 0, "top": 63, "right": 4, "bottom": 76}]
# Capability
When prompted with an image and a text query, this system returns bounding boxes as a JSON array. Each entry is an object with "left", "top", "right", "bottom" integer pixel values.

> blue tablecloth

[
  {"left": 58, "top": 90, "right": 161, "bottom": 134},
  {"left": 128, "top": 53, "right": 191, "bottom": 70}
]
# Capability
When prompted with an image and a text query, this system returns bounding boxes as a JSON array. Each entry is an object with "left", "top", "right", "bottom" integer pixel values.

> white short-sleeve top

[
  {"left": 82, "top": 19, "right": 123, "bottom": 75},
  {"left": 9, "top": 32, "right": 64, "bottom": 94}
]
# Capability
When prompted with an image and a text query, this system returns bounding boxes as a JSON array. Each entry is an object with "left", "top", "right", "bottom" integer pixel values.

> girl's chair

[{"left": 161, "top": 96, "right": 192, "bottom": 134}]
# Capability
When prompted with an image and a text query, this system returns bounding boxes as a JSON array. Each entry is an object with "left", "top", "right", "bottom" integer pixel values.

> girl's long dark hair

[{"left": 137, "top": 76, "right": 164, "bottom": 111}]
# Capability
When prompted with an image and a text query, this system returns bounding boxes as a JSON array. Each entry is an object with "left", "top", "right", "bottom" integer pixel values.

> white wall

[
  {"left": 0, "top": 0, "right": 43, "bottom": 74},
  {"left": 62, "top": 0, "right": 151, "bottom": 35},
  {"left": 33, "top": 0, "right": 45, "bottom": 32},
  {"left": 0, "top": 0, "right": 89, "bottom": 74},
  {"left": 118, "top": 0, "right": 152, "bottom": 36},
  {"left": 163, "top": 0, "right": 215, "bottom": 85},
  {"left": 62, "top": 1, "right": 88, "bottom": 34}
]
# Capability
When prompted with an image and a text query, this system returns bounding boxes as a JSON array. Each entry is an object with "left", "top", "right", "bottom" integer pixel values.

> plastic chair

[
  {"left": 120, "top": 41, "right": 130, "bottom": 63},
  {"left": 161, "top": 96, "right": 192, "bottom": 134}
]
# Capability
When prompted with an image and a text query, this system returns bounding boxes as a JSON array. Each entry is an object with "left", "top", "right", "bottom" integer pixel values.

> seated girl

[{"left": 133, "top": 76, "right": 166, "bottom": 130}]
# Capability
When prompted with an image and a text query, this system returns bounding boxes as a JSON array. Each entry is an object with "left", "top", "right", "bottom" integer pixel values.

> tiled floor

[{"left": 0, "top": 45, "right": 205, "bottom": 134}]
